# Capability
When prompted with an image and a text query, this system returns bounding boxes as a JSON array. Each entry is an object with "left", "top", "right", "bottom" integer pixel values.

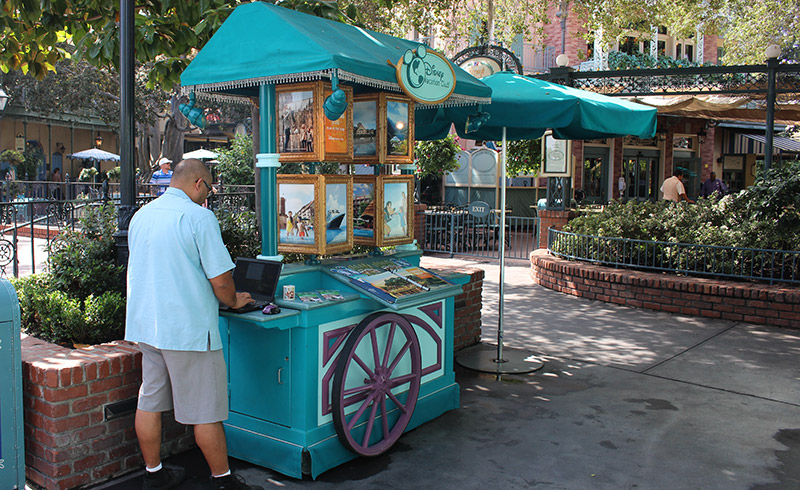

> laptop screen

[{"left": 232, "top": 257, "right": 283, "bottom": 302}]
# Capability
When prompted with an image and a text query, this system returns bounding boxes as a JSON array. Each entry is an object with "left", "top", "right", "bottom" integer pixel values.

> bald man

[{"left": 125, "top": 159, "right": 261, "bottom": 490}]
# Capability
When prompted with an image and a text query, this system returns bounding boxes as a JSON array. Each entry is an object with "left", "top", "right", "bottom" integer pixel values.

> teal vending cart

[
  {"left": 0, "top": 279, "right": 25, "bottom": 489},
  {"left": 219, "top": 251, "right": 465, "bottom": 478}
]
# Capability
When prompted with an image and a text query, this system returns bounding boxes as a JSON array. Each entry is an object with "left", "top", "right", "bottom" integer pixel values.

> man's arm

[{"left": 209, "top": 271, "right": 253, "bottom": 308}]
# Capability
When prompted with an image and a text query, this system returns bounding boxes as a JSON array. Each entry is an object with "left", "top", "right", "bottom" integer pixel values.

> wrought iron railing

[
  {"left": 533, "top": 63, "right": 800, "bottom": 97},
  {"left": 422, "top": 207, "right": 539, "bottom": 260},
  {"left": 548, "top": 229, "right": 800, "bottom": 285}
]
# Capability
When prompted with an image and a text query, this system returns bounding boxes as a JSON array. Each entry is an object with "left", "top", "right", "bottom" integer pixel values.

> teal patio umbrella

[{"left": 426, "top": 72, "right": 658, "bottom": 374}]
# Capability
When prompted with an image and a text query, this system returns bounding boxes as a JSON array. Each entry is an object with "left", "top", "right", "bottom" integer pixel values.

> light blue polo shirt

[{"left": 125, "top": 188, "right": 234, "bottom": 351}]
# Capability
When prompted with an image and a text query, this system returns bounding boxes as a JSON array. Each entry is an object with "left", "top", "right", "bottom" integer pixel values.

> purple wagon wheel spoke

[{"left": 332, "top": 312, "right": 422, "bottom": 457}]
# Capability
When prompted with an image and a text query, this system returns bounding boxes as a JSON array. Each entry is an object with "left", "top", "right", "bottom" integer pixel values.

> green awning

[{"left": 180, "top": 2, "right": 491, "bottom": 107}]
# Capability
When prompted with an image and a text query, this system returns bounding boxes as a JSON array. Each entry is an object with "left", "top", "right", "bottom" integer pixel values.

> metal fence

[
  {"left": 0, "top": 185, "right": 257, "bottom": 279},
  {"left": 421, "top": 206, "right": 539, "bottom": 260},
  {"left": 548, "top": 228, "right": 800, "bottom": 285}
]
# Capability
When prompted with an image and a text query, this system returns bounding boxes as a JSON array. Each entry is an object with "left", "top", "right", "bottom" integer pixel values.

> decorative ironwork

[
  {"left": 546, "top": 177, "right": 570, "bottom": 210},
  {"left": 46, "top": 201, "right": 74, "bottom": 227},
  {"left": 452, "top": 44, "right": 523, "bottom": 76},
  {"left": 533, "top": 64, "right": 800, "bottom": 97},
  {"left": 0, "top": 238, "right": 14, "bottom": 269},
  {"left": 0, "top": 205, "right": 16, "bottom": 227},
  {"left": 549, "top": 229, "right": 800, "bottom": 285}
]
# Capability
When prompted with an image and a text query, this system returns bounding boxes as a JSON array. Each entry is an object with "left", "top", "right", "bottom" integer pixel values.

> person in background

[
  {"left": 660, "top": 168, "right": 694, "bottom": 204},
  {"left": 51, "top": 167, "right": 63, "bottom": 200},
  {"left": 149, "top": 157, "right": 173, "bottom": 196},
  {"left": 126, "top": 159, "right": 262, "bottom": 490},
  {"left": 701, "top": 171, "right": 728, "bottom": 199}
]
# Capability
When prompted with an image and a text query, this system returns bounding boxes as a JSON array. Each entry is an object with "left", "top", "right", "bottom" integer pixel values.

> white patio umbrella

[
  {"left": 183, "top": 148, "right": 218, "bottom": 160},
  {"left": 67, "top": 148, "right": 120, "bottom": 161}
]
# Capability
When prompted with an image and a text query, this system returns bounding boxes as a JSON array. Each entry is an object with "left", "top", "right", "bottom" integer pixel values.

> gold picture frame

[
  {"left": 382, "top": 94, "right": 415, "bottom": 165},
  {"left": 277, "top": 175, "right": 323, "bottom": 254},
  {"left": 352, "top": 94, "right": 382, "bottom": 163},
  {"left": 353, "top": 175, "right": 379, "bottom": 246},
  {"left": 376, "top": 174, "right": 415, "bottom": 247},
  {"left": 276, "top": 82, "right": 323, "bottom": 162},
  {"left": 277, "top": 174, "right": 354, "bottom": 255}
]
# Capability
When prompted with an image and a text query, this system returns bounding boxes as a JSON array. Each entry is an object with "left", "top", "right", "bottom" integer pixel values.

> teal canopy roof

[
  {"left": 181, "top": 2, "right": 491, "bottom": 107},
  {"left": 417, "top": 72, "right": 657, "bottom": 140}
]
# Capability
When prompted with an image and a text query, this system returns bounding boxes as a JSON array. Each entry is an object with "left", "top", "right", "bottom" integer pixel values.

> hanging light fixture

[
  {"left": 0, "top": 87, "right": 9, "bottom": 112},
  {"left": 95, "top": 134, "right": 104, "bottom": 147}
]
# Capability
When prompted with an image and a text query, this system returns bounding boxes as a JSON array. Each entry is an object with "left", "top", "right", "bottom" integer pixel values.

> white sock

[
  {"left": 146, "top": 463, "right": 163, "bottom": 473},
  {"left": 213, "top": 470, "right": 232, "bottom": 478}
]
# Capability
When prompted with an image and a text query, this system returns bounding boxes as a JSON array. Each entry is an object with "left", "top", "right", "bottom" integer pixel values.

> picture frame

[
  {"left": 539, "top": 132, "right": 572, "bottom": 177},
  {"left": 383, "top": 94, "right": 415, "bottom": 164},
  {"left": 723, "top": 154, "right": 744, "bottom": 170},
  {"left": 352, "top": 94, "right": 381, "bottom": 162},
  {"left": 277, "top": 174, "right": 354, "bottom": 255},
  {"left": 322, "top": 175, "right": 354, "bottom": 254},
  {"left": 277, "top": 175, "right": 323, "bottom": 254},
  {"left": 276, "top": 82, "right": 323, "bottom": 162},
  {"left": 322, "top": 85, "right": 354, "bottom": 162},
  {"left": 353, "top": 175, "right": 379, "bottom": 246},
  {"left": 376, "top": 175, "right": 415, "bottom": 247}
]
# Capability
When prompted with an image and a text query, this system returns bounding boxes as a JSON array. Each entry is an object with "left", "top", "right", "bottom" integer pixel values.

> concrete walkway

[{"left": 92, "top": 254, "right": 800, "bottom": 490}]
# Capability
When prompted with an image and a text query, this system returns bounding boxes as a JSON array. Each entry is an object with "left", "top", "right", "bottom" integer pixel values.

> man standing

[
  {"left": 149, "top": 157, "right": 173, "bottom": 196},
  {"left": 126, "top": 159, "right": 261, "bottom": 490},
  {"left": 701, "top": 171, "right": 728, "bottom": 198},
  {"left": 660, "top": 168, "right": 694, "bottom": 203}
]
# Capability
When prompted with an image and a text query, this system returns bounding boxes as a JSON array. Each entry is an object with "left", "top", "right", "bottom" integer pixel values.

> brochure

[
  {"left": 318, "top": 290, "right": 344, "bottom": 301},
  {"left": 329, "top": 258, "right": 453, "bottom": 303},
  {"left": 298, "top": 291, "right": 323, "bottom": 303}
]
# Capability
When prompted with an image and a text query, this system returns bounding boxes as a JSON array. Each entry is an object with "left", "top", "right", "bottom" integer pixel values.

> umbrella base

[{"left": 456, "top": 346, "right": 544, "bottom": 374}]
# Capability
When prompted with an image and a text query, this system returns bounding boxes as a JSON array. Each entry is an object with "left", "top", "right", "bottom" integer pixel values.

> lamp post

[
  {"left": 764, "top": 44, "right": 780, "bottom": 172},
  {"left": 0, "top": 87, "right": 9, "bottom": 112}
]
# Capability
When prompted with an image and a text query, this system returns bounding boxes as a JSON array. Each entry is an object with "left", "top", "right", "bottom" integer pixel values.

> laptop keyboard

[{"left": 220, "top": 300, "right": 270, "bottom": 314}]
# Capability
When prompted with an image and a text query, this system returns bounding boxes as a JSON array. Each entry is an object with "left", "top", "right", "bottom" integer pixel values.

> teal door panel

[
  {"left": 0, "top": 279, "right": 24, "bottom": 489},
  {"left": 229, "top": 322, "right": 291, "bottom": 426}
]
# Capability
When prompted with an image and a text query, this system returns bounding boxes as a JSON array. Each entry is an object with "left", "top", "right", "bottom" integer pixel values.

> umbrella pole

[{"left": 455, "top": 127, "right": 544, "bottom": 376}]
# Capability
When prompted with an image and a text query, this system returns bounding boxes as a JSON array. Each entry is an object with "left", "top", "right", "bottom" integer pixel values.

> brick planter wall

[
  {"left": 530, "top": 249, "right": 800, "bottom": 328},
  {"left": 21, "top": 335, "right": 195, "bottom": 490},
  {"left": 428, "top": 266, "right": 484, "bottom": 350}
]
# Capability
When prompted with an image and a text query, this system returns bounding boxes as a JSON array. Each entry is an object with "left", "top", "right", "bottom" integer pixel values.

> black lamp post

[
  {"left": 114, "top": 0, "right": 136, "bottom": 266},
  {"left": 764, "top": 44, "right": 780, "bottom": 172}
]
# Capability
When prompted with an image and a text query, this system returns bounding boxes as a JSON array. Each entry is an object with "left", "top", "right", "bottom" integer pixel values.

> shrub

[
  {"left": 12, "top": 203, "right": 125, "bottom": 346},
  {"left": 563, "top": 159, "right": 800, "bottom": 252},
  {"left": 415, "top": 135, "right": 462, "bottom": 179}
]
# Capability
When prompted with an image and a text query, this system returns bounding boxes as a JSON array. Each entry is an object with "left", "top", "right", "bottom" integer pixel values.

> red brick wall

[
  {"left": 538, "top": 210, "right": 577, "bottom": 250},
  {"left": 21, "top": 336, "right": 195, "bottom": 490},
  {"left": 530, "top": 250, "right": 800, "bottom": 328},
  {"left": 428, "top": 267, "right": 484, "bottom": 350}
]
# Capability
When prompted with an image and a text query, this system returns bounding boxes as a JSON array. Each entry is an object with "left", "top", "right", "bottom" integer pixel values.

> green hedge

[{"left": 564, "top": 160, "right": 800, "bottom": 252}]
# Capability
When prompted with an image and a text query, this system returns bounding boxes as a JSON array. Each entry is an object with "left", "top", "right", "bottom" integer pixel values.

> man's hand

[{"left": 233, "top": 292, "right": 254, "bottom": 309}]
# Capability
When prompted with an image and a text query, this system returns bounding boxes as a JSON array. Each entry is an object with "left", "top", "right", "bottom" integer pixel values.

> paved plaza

[{"left": 87, "top": 254, "right": 800, "bottom": 490}]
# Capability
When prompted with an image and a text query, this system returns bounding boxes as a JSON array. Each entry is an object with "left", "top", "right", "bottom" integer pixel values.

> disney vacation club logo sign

[{"left": 392, "top": 46, "right": 456, "bottom": 105}]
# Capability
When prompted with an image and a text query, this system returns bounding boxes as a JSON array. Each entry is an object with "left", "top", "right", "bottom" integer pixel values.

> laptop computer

[{"left": 219, "top": 257, "right": 283, "bottom": 314}]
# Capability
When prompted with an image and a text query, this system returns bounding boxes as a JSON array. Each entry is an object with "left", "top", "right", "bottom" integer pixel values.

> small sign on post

[{"left": 468, "top": 200, "right": 491, "bottom": 219}]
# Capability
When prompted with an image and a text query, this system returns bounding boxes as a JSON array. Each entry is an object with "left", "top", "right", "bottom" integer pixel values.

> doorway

[
  {"left": 622, "top": 150, "right": 660, "bottom": 201},
  {"left": 582, "top": 147, "right": 609, "bottom": 203},
  {"left": 673, "top": 154, "right": 701, "bottom": 201}
]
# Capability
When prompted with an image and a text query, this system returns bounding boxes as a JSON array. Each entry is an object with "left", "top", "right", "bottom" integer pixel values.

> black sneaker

[
  {"left": 210, "top": 473, "right": 264, "bottom": 490},
  {"left": 142, "top": 465, "right": 186, "bottom": 490}
]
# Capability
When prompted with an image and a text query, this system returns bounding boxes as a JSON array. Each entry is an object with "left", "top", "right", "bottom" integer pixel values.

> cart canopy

[{"left": 181, "top": 2, "right": 491, "bottom": 107}]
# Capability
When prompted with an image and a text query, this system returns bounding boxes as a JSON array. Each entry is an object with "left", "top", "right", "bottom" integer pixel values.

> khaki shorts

[{"left": 137, "top": 343, "right": 228, "bottom": 425}]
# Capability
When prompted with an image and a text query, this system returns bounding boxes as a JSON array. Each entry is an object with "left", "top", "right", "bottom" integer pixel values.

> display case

[
  {"left": 351, "top": 175, "right": 414, "bottom": 247},
  {"left": 277, "top": 81, "right": 353, "bottom": 163},
  {"left": 278, "top": 174, "right": 353, "bottom": 255},
  {"left": 351, "top": 93, "right": 414, "bottom": 165}
]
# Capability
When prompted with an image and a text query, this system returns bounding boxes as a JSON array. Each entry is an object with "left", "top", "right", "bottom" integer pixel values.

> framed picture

[
  {"left": 539, "top": 133, "right": 572, "bottom": 177},
  {"left": 322, "top": 175, "right": 353, "bottom": 254},
  {"left": 323, "top": 85, "right": 353, "bottom": 162},
  {"left": 724, "top": 155, "right": 744, "bottom": 170},
  {"left": 383, "top": 94, "right": 415, "bottom": 164},
  {"left": 353, "top": 175, "right": 378, "bottom": 245},
  {"left": 352, "top": 95, "right": 381, "bottom": 162},
  {"left": 278, "top": 175, "right": 323, "bottom": 254},
  {"left": 276, "top": 82, "right": 322, "bottom": 162},
  {"left": 377, "top": 175, "right": 414, "bottom": 246}
]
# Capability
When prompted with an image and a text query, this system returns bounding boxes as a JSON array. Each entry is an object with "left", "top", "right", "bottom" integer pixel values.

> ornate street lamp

[
  {"left": 0, "top": 87, "right": 9, "bottom": 112},
  {"left": 95, "top": 134, "right": 103, "bottom": 148}
]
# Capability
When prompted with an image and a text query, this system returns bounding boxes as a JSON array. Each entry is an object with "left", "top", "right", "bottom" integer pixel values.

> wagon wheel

[{"left": 332, "top": 312, "right": 422, "bottom": 456}]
